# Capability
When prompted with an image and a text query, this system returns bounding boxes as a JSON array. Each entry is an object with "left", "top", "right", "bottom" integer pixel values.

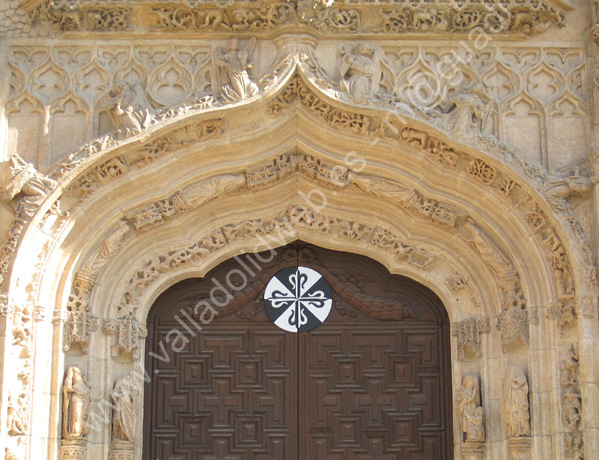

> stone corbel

[
  {"left": 508, "top": 438, "right": 532, "bottom": 460},
  {"left": 103, "top": 318, "right": 147, "bottom": 360},
  {"left": 59, "top": 442, "right": 88, "bottom": 460},
  {"left": 461, "top": 442, "right": 485, "bottom": 460},
  {"left": 453, "top": 317, "right": 490, "bottom": 360}
]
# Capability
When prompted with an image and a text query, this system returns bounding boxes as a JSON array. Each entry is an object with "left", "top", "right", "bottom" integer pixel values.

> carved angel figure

[
  {"left": 465, "top": 220, "right": 515, "bottom": 278},
  {"left": 443, "top": 83, "right": 491, "bottom": 139},
  {"left": 112, "top": 375, "right": 138, "bottom": 442},
  {"left": 458, "top": 376, "right": 485, "bottom": 442},
  {"left": 505, "top": 367, "right": 530, "bottom": 437},
  {"left": 104, "top": 82, "right": 153, "bottom": 136},
  {"left": 215, "top": 38, "right": 259, "bottom": 103},
  {"left": 0, "top": 154, "right": 57, "bottom": 216},
  {"left": 80, "top": 220, "right": 130, "bottom": 277},
  {"left": 63, "top": 365, "right": 91, "bottom": 439},
  {"left": 339, "top": 43, "right": 378, "bottom": 105}
]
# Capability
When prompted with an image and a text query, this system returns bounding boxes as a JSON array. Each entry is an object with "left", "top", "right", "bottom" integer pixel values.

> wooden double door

[{"left": 144, "top": 244, "right": 453, "bottom": 459}]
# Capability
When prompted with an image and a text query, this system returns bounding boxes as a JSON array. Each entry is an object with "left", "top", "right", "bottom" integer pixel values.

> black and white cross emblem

[{"left": 264, "top": 267, "right": 333, "bottom": 333}]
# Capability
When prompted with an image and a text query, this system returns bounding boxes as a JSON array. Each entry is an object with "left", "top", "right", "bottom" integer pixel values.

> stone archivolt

[{"left": 0, "top": 32, "right": 597, "bottom": 460}]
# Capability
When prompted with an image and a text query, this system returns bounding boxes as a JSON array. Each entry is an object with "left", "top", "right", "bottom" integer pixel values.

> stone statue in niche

[
  {"left": 112, "top": 375, "right": 138, "bottom": 443},
  {"left": 215, "top": 38, "right": 259, "bottom": 103},
  {"left": 104, "top": 82, "right": 153, "bottom": 136},
  {"left": 505, "top": 367, "right": 531, "bottom": 437},
  {"left": 458, "top": 376, "right": 485, "bottom": 442},
  {"left": 0, "top": 154, "right": 57, "bottom": 216},
  {"left": 442, "top": 83, "right": 492, "bottom": 140},
  {"left": 339, "top": 43, "right": 378, "bottom": 105},
  {"left": 7, "top": 393, "right": 27, "bottom": 436},
  {"left": 62, "top": 365, "right": 91, "bottom": 440}
]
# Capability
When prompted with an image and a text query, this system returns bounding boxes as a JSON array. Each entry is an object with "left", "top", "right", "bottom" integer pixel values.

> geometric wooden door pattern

[{"left": 144, "top": 243, "right": 452, "bottom": 459}]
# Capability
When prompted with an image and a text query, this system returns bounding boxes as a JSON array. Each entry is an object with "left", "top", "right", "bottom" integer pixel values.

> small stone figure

[
  {"left": 7, "top": 394, "right": 27, "bottom": 436},
  {"left": 339, "top": 43, "right": 376, "bottom": 105},
  {"left": 444, "top": 83, "right": 491, "bottom": 139},
  {"left": 0, "top": 154, "right": 57, "bottom": 216},
  {"left": 215, "top": 38, "right": 259, "bottom": 103},
  {"left": 505, "top": 367, "right": 531, "bottom": 437},
  {"left": 63, "top": 365, "right": 91, "bottom": 439},
  {"left": 458, "top": 376, "right": 485, "bottom": 442},
  {"left": 112, "top": 375, "right": 138, "bottom": 443},
  {"left": 105, "top": 82, "right": 153, "bottom": 136}
]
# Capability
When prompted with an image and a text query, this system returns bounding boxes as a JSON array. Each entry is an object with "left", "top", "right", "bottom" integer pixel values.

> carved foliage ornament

[
  {"left": 19, "top": 0, "right": 567, "bottom": 36},
  {"left": 116, "top": 204, "right": 436, "bottom": 319}
]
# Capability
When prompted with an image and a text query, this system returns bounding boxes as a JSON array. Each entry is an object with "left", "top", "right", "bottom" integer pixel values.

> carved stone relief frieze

[
  {"left": 4, "top": 0, "right": 568, "bottom": 38},
  {"left": 560, "top": 345, "right": 584, "bottom": 458},
  {"left": 65, "top": 118, "right": 223, "bottom": 204}
]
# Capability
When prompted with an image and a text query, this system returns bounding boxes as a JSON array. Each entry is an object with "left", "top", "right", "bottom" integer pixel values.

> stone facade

[{"left": 0, "top": 0, "right": 599, "bottom": 459}]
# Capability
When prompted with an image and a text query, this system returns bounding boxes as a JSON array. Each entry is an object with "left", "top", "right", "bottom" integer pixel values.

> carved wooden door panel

[
  {"left": 146, "top": 318, "right": 298, "bottom": 460},
  {"left": 144, "top": 244, "right": 452, "bottom": 460}
]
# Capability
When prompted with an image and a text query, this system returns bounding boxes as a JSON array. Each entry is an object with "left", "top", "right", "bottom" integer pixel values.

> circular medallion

[{"left": 264, "top": 266, "right": 333, "bottom": 333}]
